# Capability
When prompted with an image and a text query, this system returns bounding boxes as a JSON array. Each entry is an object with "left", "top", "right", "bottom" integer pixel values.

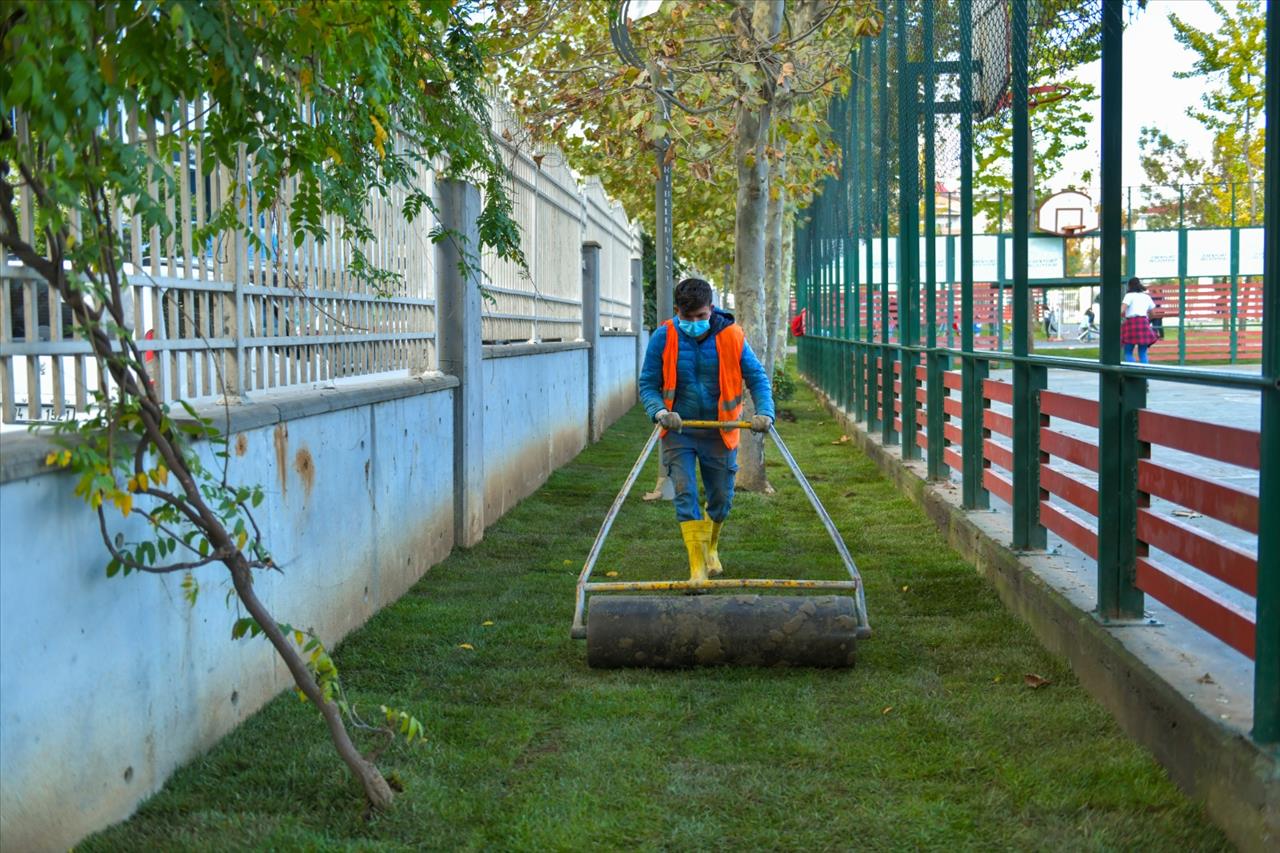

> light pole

[{"left": 610, "top": 1, "right": 673, "bottom": 325}]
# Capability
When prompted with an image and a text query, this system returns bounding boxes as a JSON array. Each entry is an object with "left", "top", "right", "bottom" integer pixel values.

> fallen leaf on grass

[
  {"left": 832, "top": 435, "right": 850, "bottom": 445},
  {"left": 605, "top": 571, "right": 619, "bottom": 578},
  {"left": 1024, "top": 673, "right": 1052, "bottom": 689},
  {"left": 562, "top": 560, "right": 573, "bottom": 567},
  {"left": 482, "top": 620, "right": 495, "bottom": 627},
  {"left": 457, "top": 643, "right": 474, "bottom": 650},
  {"left": 1171, "top": 509, "right": 1203, "bottom": 519},
  {"left": 1196, "top": 672, "right": 1215, "bottom": 685},
  {"left": 901, "top": 585, "right": 909, "bottom": 593},
  {"left": 881, "top": 706, "right": 894, "bottom": 715},
  {"left": 992, "top": 675, "right": 1003, "bottom": 683}
]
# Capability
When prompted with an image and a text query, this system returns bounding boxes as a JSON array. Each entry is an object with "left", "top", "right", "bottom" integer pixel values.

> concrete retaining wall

[
  {"left": 597, "top": 332, "right": 640, "bottom": 433},
  {"left": 481, "top": 342, "right": 590, "bottom": 526},
  {"left": 0, "top": 335, "right": 642, "bottom": 849}
]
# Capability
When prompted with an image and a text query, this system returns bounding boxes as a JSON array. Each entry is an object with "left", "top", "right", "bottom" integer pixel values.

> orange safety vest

[{"left": 660, "top": 319, "right": 746, "bottom": 449}]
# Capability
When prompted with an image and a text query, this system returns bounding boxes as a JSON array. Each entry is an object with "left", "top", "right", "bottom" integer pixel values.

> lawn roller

[{"left": 570, "top": 420, "right": 871, "bottom": 668}]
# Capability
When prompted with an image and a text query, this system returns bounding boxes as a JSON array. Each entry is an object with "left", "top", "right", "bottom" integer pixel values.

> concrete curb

[
  {"left": 806, "top": 380, "right": 1278, "bottom": 852},
  {"left": 0, "top": 374, "right": 459, "bottom": 485},
  {"left": 481, "top": 341, "right": 589, "bottom": 359}
]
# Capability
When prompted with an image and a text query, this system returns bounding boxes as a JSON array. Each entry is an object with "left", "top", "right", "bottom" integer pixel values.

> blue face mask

[{"left": 676, "top": 316, "right": 710, "bottom": 337}]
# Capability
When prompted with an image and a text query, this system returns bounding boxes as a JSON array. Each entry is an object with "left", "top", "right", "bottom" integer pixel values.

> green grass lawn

[{"left": 84, "top": 380, "right": 1227, "bottom": 851}]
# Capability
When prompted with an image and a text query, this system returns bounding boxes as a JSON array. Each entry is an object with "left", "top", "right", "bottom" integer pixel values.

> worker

[{"left": 639, "top": 277, "right": 776, "bottom": 584}]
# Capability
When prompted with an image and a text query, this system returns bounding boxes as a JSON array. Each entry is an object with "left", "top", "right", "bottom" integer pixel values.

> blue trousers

[
  {"left": 661, "top": 429, "right": 738, "bottom": 522},
  {"left": 1123, "top": 343, "right": 1150, "bottom": 363}
]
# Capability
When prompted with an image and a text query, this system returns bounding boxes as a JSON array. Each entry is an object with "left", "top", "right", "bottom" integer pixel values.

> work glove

[
  {"left": 656, "top": 409, "right": 683, "bottom": 431},
  {"left": 750, "top": 414, "right": 773, "bottom": 433}
]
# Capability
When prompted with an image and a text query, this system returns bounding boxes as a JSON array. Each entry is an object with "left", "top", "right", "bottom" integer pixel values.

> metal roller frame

[{"left": 570, "top": 421, "right": 872, "bottom": 641}]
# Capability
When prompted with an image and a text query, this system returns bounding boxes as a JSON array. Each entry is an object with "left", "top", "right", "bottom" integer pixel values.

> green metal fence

[{"left": 795, "top": 0, "right": 1278, "bottom": 744}]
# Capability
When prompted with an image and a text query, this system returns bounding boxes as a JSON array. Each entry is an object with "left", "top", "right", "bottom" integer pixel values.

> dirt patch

[{"left": 294, "top": 447, "right": 315, "bottom": 501}]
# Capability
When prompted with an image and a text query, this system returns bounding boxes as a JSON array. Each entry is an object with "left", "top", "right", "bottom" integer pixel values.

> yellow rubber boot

[
  {"left": 680, "top": 520, "right": 710, "bottom": 585},
  {"left": 705, "top": 519, "right": 724, "bottom": 577}
]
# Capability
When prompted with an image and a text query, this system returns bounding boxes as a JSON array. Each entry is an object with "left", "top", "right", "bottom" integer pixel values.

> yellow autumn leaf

[
  {"left": 236, "top": 530, "right": 248, "bottom": 550},
  {"left": 45, "top": 451, "right": 59, "bottom": 466},
  {"left": 326, "top": 146, "right": 343, "bottom": 165},
  {"left": 100, "top": 52, "right": 116, "bottom": 85},
  {"left": 136, "top": 471, "right": 149, "bottom": 492},
  {"left": 90, "top": 491, "right": 103, "bottom": 509},
  {"left": 115, "top": 491, "right": 133, "bottom": 517},
  {"left": 294, "top": 630, "right": 305, "bottom": 645},
  {"left": 481, "top": 620, "right": 494, "bottom": 627},
  {"left": 605, "top": 571, "right": 619, "bottom": 578},
  {"left": 154, "top": 464, "right": 169, "bottom": 485},
  {"left": 299, "top": 66, "right": 313, "bottom": 88},
  {"left": 370, "top": 115, "right": 388, "bottom": 160},
  {"left": 457, "top": 643, "right": 474, "bottom": 650},
  {"left": 60, "top": 450, "right": 71, "bottom": 466}
]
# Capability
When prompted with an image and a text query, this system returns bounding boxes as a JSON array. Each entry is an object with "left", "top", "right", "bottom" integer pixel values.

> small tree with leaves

[{"left": 1, "top": 0, "right": 521, "bottom": 809}]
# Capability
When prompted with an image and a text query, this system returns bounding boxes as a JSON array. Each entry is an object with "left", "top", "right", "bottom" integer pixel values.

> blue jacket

[{"left": 638, "top": 308, "right": 775, "bottom": 423}]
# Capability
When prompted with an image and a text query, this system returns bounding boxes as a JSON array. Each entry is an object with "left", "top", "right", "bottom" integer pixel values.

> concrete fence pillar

[
  {"left": 631, "top": 257, "right": 644, "bottom": 379},
  {"left": 436, "top": 179, "right": 484, "bottom": 547},
  {"left": 582, "top": 241, "right": 602, "bottom": 442}
]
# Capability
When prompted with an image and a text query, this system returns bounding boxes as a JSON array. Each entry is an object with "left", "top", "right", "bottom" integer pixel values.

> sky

[{"left": 1053, "top": 0, "right": 1237, "bottom": 195}]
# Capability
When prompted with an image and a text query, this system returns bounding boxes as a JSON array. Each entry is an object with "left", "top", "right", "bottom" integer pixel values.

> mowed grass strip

[{"left": 84, "top": 377, "right": 1228, "bottom": 851}]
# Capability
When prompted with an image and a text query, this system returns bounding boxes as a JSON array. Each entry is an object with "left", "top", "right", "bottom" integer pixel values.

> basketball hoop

[
  {"left": 1037, "top": 190, "right": 1098, "bottom": 236},
  {"left": 993, "top": 84, "right": 1072, "bottom": 114},
  {"left": 971, "top": 0, "right": 1011, "bottom": 120}
]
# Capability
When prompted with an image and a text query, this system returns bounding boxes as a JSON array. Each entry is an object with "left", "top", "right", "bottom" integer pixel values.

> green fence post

[
  {"left": 851, "top": 54, "right": 864, "bottom": 421},
  {"left": 959, "top": 0, "right": 985, "bottom": 509},
  {"left": 1252, "top": 0, "right": 1279, "bottom": 745},
  {"left": 1230, "top": 225, "right": 1240, "bottom": 364},
  {"left": 997, "top": 191, "right": 1006, "bottom": 352},
  {"left": 879, "top": 20, "right": 895, "bottom": 446},
  {"left": 1097, "top": 0, "right": 1144, "bottom": 619},
  {"left": 898, "top": 0, "right": 920, "bottom": 461},
  {"left": 1178, "top": 185, "right": 1187, "bottom": 364},
  {"left": 1010, "top": 0, "right": 1043, "bottom": 550},
  {"left": 864, "top": 38, "right": 878, "bottom": 430},
  {"left": 923, "top": 0, "right": 945, "bottom": 479}
]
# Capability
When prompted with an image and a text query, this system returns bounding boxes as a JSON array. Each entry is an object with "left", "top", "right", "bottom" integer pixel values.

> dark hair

[
  {"left": 1127, "top": 277, "right": 1144, "bottom": 293},
  {"left": 674, "top": 277, "right": 713, "bottom": 314}
]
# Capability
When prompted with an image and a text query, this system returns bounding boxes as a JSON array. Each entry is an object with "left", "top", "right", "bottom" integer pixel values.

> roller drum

[{"left": 586, "top": 595, "right": 858, "bottom": 668}]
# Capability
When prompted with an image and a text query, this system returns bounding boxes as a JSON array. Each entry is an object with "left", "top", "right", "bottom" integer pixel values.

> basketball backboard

[{"left": 1037, "top": 190, "right": 1098, "bottom": 235}]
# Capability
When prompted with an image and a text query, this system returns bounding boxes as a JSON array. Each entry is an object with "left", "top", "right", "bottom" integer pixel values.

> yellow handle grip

[{"left": 681, "top": 419, "right": 754, "bottom": 429}]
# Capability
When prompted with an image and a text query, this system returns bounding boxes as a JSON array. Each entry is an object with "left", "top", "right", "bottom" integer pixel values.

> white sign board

[
  {"left": 1002, "top": 237, "right": 1065, "bottom": 279},
  {"left": 1134, "top": 231, "right": 1180, "bottom": 278},
  {"left": 967, "top": 235, "right": 1000, "bottom": 282},
  {"left": 1185, "top": 229, "right": 1231, "bottom": 277},
  {"left": 1239, "top": 227, "right": 1264, "bottom": 276},
  {"left": 869, "top": 237, "right": 899, "bottom": 283},
  {"left": 918, "top": 236, "right": 949, "bottom": 284}
]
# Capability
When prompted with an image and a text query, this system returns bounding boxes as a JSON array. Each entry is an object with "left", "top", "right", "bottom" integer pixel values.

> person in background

[
  {"left": 1078, "top": 304, "right": 1097, "bottom": 342},
  {"left": 638, "top": 278, "right": 775, "bottom": 584},
  {"left": 1120, "top": 277, "right": 1158, "bottom": 363},
  {"left": 1150, "top": 290, "right": 1166, "bottom": 340}
]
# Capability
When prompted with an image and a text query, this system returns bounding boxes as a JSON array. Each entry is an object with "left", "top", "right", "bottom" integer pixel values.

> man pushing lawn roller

[
  {"left": 570, "top": 277, "right": 870, "bottom": 665},
  {"left": 638, "top": 277, "right": 775, "bottom": 584}
]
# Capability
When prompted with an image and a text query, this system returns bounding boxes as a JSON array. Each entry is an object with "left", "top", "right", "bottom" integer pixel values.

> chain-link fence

[{"left": 795, "top": 0, "right": 1277, "bottom": 745}]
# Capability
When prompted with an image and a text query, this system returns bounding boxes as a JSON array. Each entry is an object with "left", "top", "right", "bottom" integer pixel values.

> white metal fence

[
  {"left": 481, "top": 101, "right": 637, "bottom": 344},
  {"left": 2, "top": 101, "right": 637, "bottom": 424}
]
